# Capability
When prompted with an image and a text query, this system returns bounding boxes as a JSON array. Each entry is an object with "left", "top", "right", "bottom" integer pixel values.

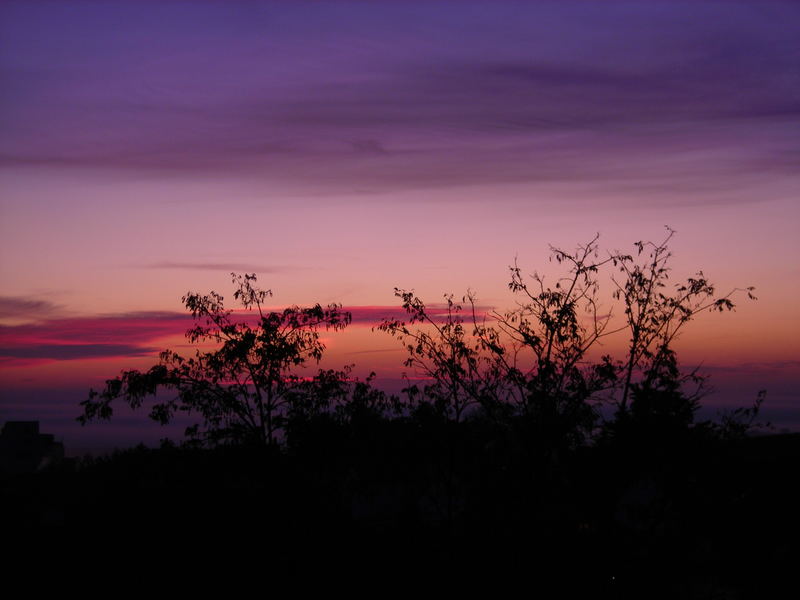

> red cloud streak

[{"left": 0, "top": 304, "right": 491, "bottom": 365}]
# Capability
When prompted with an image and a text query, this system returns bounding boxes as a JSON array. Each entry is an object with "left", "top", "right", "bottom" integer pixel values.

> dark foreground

[{"left": 2, "top": 426, "right": 798, "bottom": 597}]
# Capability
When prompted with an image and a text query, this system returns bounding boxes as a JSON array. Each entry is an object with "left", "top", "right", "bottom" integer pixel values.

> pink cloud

[
  {"left": 0, "top": 304, "right": 491, "bottom": 366},
  {"left": 0, "top": 311, "right": 189, "bottom": 346},
  {"left": 0, "top": 312, "right": 189, "bottom": 365},
  {"left": 0, "top": 296, "right": 63, "bottom": 320},
  {"left": 346, "top": 304, "right": 492, "bottom": 325}
]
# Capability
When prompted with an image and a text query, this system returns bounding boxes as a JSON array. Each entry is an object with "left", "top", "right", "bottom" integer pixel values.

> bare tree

[
  {"left": 377, "top": 291, "right": 500, "bottom": 422},
  {"left": 611, "top": 227, "right": 756, "bottom": 422}
]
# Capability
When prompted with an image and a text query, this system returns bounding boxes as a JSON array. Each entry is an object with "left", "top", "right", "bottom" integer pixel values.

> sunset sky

[{"left": 1, "top": 1, "right": 798, "bottom": 452}]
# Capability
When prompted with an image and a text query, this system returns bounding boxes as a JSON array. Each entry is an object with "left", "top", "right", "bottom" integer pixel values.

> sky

[{"left": 1, "top": 1, "right": 798, "bottom": 452}]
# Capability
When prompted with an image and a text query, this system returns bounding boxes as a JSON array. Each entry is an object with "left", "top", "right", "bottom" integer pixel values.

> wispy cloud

[
  {"left": 704, "top": 361, "right": 800, "bottom": 374},
  {"left": 1, "top": 1, "right": 796, "bottom": 200},
  {"left": 0, "top": 296, "right": 63, "bottom": 320},
  {"left": 345, "top": 348, "right": 404, "bottom": 355},
  {"left": 143, "top": 261, "right": 287, "bottom": 273},
  {"left": 0, "top": 343, "right": 156, "bottom": 361},
  {"left": 346, "top": 304, "right": 492, "bottom": 326},
  {"left": 0, "top": 304, "right": 492, "bottom": 365},
  {"left": 0, "top": 311, "right": 190, "bottom": 368},
  {"left": 2, "top": 311, "right": 190, "bottom": 342}
]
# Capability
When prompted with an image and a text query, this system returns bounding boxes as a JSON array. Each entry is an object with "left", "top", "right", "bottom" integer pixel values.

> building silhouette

[{"left": 0, "top": 421, "right": 65, "bottom": 474}]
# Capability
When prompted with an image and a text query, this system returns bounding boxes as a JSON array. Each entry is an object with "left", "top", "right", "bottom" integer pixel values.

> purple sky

[{"left": 1, "top": 1, "right": 797, "bottom": 193}]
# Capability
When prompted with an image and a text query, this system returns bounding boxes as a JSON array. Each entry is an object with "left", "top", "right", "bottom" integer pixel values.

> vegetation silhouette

[
  {"left": 51, "top": 229, "right": 797, "bottom": 593},
  {"left": 379, "top": 229, "right": 760, "bottom": 448},
  {"left": 77, "top": 272, "right": 385, "bottom": 446}
]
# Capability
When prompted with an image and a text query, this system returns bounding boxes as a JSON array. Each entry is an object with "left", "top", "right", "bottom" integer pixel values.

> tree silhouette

[
  {"left": 79, "top": 230, "right": 760, "bottom": 451},
  {"left": 489, "top": 234, "right": 621, "bottom": 447},
  {"left": 377, "top": 291, "right": 502, "bottom": 422},
  {"left": 79, "top": 273, "right": 352, "bottom": 446},
  {"left": 63, "top": 232, "right": 780, "bottom": 595},
  {"left": 379, "top": 229, "right": 757, "bottom": 447},
  {"left": 609, "top": 227, "right": 757, "bottom": 436}
]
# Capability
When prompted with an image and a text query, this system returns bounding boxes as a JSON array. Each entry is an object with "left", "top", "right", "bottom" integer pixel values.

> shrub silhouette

[
  {"left": 64, "top": 232, "right": 788, "bottom": 595},
  {"left": 377, "top": 291, "right": 501, "bottom": 423},
  {"left": 80, "top": 229, "right": 761, "bottom": 451},
  {"left": 379, "top": 228, "right": 759, "bottom": 448},
  {"left": 79, "top": 273, "right": 356, "bottom": 446},
  {"left": 611, "top": 228, "right": 754, "bottom": 411}
]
